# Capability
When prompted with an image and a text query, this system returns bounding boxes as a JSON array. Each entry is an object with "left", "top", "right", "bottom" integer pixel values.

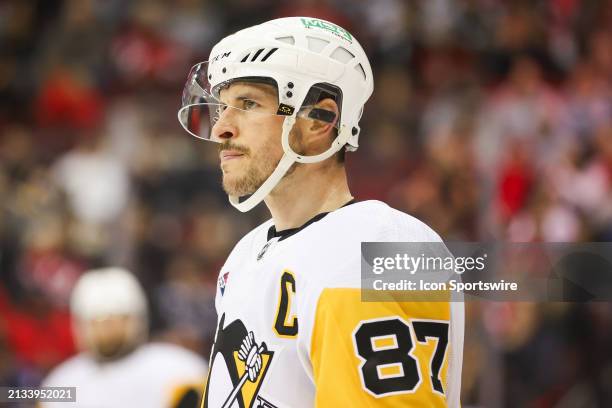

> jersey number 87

[{"left": 352, "top": 317, "right": 449, "bottom": 398}]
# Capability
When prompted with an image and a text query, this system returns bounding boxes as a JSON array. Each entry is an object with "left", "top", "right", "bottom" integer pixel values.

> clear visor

[
  {"left": 179, "top": 102, "right": 284, "bottom": 143},
  {"left": 178, "top": 61, "right": 340, "bottom": 142}
]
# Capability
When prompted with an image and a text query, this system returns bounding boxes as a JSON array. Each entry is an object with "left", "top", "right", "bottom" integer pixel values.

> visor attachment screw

[
  {"left": 286, "top": 91, "right": 293, "bottom": 98},
  {"left": 352, "top": 127, "right": 358, "bottom": 135},
  {"left": 222, "top": 67, "right": 227, "bottom": 73},
  {"left": 208, "top": 74, "right": 212, "bottom": 80},
  {"left": 287, "top": 82, "right": 294, "bottom": 89}
]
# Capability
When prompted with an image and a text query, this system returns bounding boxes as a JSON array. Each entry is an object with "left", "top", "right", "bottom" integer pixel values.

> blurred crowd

[{"left": 1, "top": 0, "right": 612, "bottom": 406}]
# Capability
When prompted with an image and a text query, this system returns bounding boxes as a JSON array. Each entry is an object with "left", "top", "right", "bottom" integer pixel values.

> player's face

[
  {"left": 79, "top": 315, "right": 141, "bottom": 360},
  {"left": 213, "top": 82, "right": 285, "bottom": 196}
]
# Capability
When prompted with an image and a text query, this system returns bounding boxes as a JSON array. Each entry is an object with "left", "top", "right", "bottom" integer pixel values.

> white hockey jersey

[
  {"left": 204, "top": 200, "right": 464, "bottom": 408},
  {"left": 42, "top": 342, "right": 208, "bottom": 408}
]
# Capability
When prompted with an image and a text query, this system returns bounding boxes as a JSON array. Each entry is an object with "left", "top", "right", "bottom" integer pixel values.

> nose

[{"left": 211, "top": 107, "right": 238, "bottom": 141}]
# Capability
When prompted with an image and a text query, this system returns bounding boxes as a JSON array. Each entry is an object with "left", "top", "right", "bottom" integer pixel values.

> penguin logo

[{"left": 203, "top": 315, "right": 275, "bottom": 408}]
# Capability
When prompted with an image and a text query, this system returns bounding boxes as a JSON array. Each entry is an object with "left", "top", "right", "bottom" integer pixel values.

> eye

[{"left": 243, "top": 99, "right": 259, "bottom": 110}]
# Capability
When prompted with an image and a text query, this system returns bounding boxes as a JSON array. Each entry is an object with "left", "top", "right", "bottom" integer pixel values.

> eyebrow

[
  {"left": 220, "top": 83, "right": 278, "bottom": 104},
  {"left": 235, "top": 92, "right": 267, "bottom": 101},
  {"left": 240, "top": 82, "right": 277, "bottom": 97}
]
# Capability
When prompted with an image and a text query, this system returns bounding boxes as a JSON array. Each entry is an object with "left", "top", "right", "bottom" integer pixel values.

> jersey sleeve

[
  {"left": 308, "top": 288, "right": 461, "bottom": 407},
  {"left": 303, "top": 208, "right": 463, "bottom": 407}
]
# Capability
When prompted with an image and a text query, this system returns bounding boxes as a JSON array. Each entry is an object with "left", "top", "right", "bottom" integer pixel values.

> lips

[{"left": 220, "top": 150, "right": 245, "bottom": 161}]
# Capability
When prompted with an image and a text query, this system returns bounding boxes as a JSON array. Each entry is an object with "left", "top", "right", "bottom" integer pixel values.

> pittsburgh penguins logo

[{"left": 204, "top": 315, "right": 276, "bottom": 408}]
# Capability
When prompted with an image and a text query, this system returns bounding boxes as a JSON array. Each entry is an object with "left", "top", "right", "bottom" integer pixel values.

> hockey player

[
  {"left": 178, "top": 17, "right": 463, "bottom": 407},
  {"left": 41, "top": 268, "right": 208, "bottom": 408}
]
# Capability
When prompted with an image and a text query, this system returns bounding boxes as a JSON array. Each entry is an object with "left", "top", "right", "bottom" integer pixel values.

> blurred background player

[{"left": 41, "top": 267, "right": 207, "bottom": 408}]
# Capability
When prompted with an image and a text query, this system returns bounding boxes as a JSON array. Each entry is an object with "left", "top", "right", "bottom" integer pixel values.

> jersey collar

[{"left": 266, "top": 199, "right": 357, "bottom": 242}]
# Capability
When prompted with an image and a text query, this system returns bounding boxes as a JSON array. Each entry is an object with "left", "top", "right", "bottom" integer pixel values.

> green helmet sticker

[{"left": 300, "top": 17, "right": 353, "bottom": 43}]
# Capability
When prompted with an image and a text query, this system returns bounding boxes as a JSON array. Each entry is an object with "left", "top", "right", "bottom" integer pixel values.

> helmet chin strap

[{"left": 228, "top": 115, "right": 352, "bottom": 212}]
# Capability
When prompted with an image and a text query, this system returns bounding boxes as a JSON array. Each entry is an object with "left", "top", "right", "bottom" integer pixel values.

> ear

[
  {"left": 302, "top": 98, "right": 339, "bottom": 144},
  {"left": 307, "top": 98, "right": 339, "bottom": 135}
]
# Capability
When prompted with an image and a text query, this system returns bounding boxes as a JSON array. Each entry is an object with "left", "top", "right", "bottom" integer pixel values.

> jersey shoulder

[
  {"left": 281, "top": 201, "right": 444, "bottom": 289},
  {"left": 136, "top": 342, "right": 208, "bottom": 375},
  {"left": 335, "top": 200, "right": 443, "bottom": 242},
  {"left": 42, "top": 353, "right": 95, "bottom": 387}
]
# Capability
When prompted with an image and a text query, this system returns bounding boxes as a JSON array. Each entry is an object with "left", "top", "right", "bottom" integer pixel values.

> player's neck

[{"left": 265, "top": 164, "right": 352, "bottom": 231}]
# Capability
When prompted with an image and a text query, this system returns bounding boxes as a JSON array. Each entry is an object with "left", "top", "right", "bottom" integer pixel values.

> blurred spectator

[
  {"left": 36, "top": 67, "right": 104, "bottom": 132},
  {"left": 52, "top": 130, "right": 130, "bottom": 258},
  {"left": 1, "top": 290, "right": 75, "bottom": 384},
  {"left": 154, "top": 254, "right": 216, "bottom": 356}
]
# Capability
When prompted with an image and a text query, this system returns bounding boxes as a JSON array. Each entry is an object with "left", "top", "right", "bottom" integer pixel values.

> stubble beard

[
  {"left": 220, "top": 128, "right": 304, "bottom": 197},
  {"left": 222, "top": 156, "right": 277, "bottom": 197},
  {"left": 221, "top": 140, "right": 280, "bottom": 197}
]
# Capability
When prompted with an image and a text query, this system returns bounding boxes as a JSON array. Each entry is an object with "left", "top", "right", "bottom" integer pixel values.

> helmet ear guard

[
  {"left": 307, "top": 108, "right": 336, "bottom": 123},
  {"left": 298, "top": 81, "right": 342, "bottom": 126}
]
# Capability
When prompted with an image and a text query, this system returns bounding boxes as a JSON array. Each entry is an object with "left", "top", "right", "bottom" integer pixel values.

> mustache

[{"left": 218, "top": 141, "right": 250, "bottom": 155}]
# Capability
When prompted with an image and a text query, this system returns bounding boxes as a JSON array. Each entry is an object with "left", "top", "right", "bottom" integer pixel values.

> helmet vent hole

[
  {"left": 261, "top": 48, "right": 278, "bottom": 61},
  {"left": 330, "top": 46, "right": 355, "bottom": 64},
  {"left": 355, "top": 63, "right": 366, "bottom": 80},
  {"left": 251, "top": 48, "right": 264, "bottom": 61},
  {"left": 307, "top": 36, "right": 330, "bottom": 53},
  {"left": 276, "top": 36, "right": 295, "bottom": 45}
]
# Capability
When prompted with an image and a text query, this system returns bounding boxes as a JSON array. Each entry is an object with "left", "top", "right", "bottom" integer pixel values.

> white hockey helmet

[
  {"left": 178, "top": 17, "right": 374, "bottom": 212},
  {"left": 71, "top": 267, "right": 148, "bottom": 322},
  {"left": 71, "top": 267, "right": 148, "bottom": 359}
]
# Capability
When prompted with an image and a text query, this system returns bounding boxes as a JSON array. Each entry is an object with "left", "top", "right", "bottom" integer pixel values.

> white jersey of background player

[
  {"left": 178, "top": 16, "right": 464, "bottom": 407},
  {"left": 42, "top": 268, "right": 207, "bottom": 408}
]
